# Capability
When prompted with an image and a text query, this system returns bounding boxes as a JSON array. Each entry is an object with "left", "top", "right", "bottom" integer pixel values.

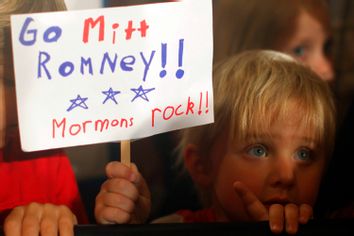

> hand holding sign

[{"left": 11, "top": 0, "right": 213, "bottom": 152}]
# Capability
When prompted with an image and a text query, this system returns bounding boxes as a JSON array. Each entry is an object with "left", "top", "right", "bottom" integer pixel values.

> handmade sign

[{"left": 11, "top": 0, "right": 213, "bottom": 152}]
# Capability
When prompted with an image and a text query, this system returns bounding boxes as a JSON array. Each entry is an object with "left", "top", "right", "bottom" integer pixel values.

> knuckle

[
  {"left": 111, "top": 178, "right": 129, "bottom": 190},
  {"left": 4, "top": 218, "right": 18, "bottom": 231},
  {"left": 40, "top": 218, "right": 54, "bottom": 233},
  {"left": 108, "top": 208, "right": 131, "bottom": 224},
  {"left": 115, "top": 211, "right": 131, "bottom": 223},
  {"left": 59, "top": 215, "right": 74, "bottom": 227},
  {"left": 22, "top": 217, "right": 38, "bottom": 229}
]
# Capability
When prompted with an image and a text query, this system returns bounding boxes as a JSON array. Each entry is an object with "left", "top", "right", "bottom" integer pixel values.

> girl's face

[
  {"left": 209, "top": 108, "right": 327, "bottom": 221},
  {"left": 281, "top": 10, "right": 334, "bottom": 82}
]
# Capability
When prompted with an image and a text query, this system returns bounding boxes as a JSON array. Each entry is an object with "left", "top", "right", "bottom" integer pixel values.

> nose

[
  {"left": 312, "top": 53, "right": 334, "bottom": 82},
  {"left": 269, "top": 157, "right": 296, "bottom": 189}
]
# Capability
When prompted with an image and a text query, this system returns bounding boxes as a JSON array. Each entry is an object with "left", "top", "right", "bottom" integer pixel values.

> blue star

[
  {"left": 102, "top": 87, "right": 121, "bottom": 104},
  {"left": 67, "top": 95, "right": 88, "bottom": 112},
  {"left": 131, "top": 85, "right": 155, "bottom": 102}
]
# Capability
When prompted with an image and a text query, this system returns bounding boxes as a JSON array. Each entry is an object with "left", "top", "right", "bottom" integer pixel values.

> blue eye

[
  {"left": 295, "top": 148, "right": 312, "bottom": 161},
  {"left": 247, "top": 145, "right": 267, "bottom": 158},
  {"left": 292, "top": 46, "right": 306, "bottom": 57}
]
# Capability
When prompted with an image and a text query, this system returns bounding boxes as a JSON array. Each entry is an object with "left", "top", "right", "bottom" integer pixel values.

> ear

[{"left": 184, "top": 144, "right": 212, "bottom": 188}]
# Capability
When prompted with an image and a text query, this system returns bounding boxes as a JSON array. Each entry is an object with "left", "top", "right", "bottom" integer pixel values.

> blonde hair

[
  {"left": 213, "top": 0, "right": 331, "bottom": 62},
  {"left": 179, "top": 50, "right": 336, "bottom": 164},
  {"left": 0, "top": 0, "right": 66, "bottom": 52}
]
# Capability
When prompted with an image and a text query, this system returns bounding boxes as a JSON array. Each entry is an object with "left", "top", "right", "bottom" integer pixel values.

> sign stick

[{"left": 120, "top": 140, "right": 131, "bottom": 166}]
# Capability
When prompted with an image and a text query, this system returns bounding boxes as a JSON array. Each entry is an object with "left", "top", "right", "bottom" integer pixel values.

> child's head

[
  {"left": 213, "top": 0, "right": 334, "bottom": 81},
  {"left": 181, "top": 50, "right": 336, "bottom": 221},
  {"left": 0, "top": 0, "right": 66, "bottom": 148}
]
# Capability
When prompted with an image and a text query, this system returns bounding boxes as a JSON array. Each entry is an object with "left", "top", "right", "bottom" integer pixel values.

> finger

[
  {"left": 102, "top": 178, "right": 139, "bottom": 200},
  {"left": 106, "top": 161, "right": 137, "bottom": 182},
  {"left": 95, "top": 193, "right": 133, "bottom": 224},
  {"left": 95, "top": 205, "right": 131, "bottom": 224},
  {"left": 4, "top": 207, "right": 25, "bottom": 236},
  {"left": 101, "top": 191, "right": 135, "bottom": 213},
  {"left": 233, "top": 181, "right": 268, "bottom": 221},
  {"left": 21, "top": 203, "right": 42, "bottom": 236},
  {"left": 299, "top": 204, "right": 313, "bottom": 224},
  {"left": 57, "top": 206, "right": 76, "bottom": 236},
  {"left": 94, "top": 202, "right": 111, "bottom": 224},
  {"left": 40, "top": 205, "right": 58, "bottom": 236},
  {"left": 269, "top": 204, "right": 284, "bottom": 234},
  {"left": 285, "top": 203, "right": 299, "bottom": 235}
]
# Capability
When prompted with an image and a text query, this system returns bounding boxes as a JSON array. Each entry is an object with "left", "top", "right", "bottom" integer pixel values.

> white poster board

[{"left": 11, "top": 0, "right": 213, "bottom": 151}]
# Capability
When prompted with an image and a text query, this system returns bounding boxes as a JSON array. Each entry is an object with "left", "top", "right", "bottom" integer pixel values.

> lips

[{"left": 262, "top": 197, "right": 292, "bottom": 207}]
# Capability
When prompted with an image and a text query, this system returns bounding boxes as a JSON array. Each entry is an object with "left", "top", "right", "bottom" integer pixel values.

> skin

[
  {"left": 96, "top": 103, "right": 327, "bottom": 234},
  {"left": 4, "top": 203, "right": 77, "bottom": 236},
  {"left": 281, "top": 10, "right": 334, "bottom": 81},
  {"left": 95, "top": 162, "right": 151, "bottom": 224},
  {"left": 196, "top": 104, "right": 326, "bottom": 234}
]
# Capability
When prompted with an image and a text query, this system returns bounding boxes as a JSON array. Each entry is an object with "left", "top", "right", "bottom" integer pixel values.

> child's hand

[
  {"left": 4, "top": 202, "right": 77, "bottom": 236},
  {"left": 95, "top": 161, "right": 151, "bottom": 224},
  {"left": 233, "top": 181, "right": 312, "bottom": 235}
]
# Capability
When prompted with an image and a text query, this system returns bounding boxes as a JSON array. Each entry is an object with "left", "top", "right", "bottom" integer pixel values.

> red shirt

[
  {"left": 177, "top": 208, "right": 217, "bottom": 222},
  {"left": 0, "top": 137, "right": 88, "bottom": 224}
]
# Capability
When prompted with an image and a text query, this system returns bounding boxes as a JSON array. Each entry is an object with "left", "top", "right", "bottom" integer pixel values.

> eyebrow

[{"left": 244, "top": 133, "right": 316, "bottom": 145}]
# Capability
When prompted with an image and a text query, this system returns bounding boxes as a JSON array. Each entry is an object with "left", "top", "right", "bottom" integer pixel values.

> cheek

[
  {"left": 213, "top": 156, "right": 266, "bottom": 220},
  {"left": 215, "top": 156, "right": 267, "bottom": 192},
  {"left": 214, "top": 158, "right": 237, "bottom": 199},
  {"left": 296, "top": 164, "right": 325, "bottom": 205}
]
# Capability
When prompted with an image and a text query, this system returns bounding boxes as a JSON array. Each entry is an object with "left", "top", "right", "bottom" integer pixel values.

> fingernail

[
  {"left": 287, "top": 223, "right": 298, "bottom": 235},
  {"left": 271, "top": 224, "right": 281, "bottom": 234},
  {"left": 129, "top": 172, "right": 137, "bottom": 182}
]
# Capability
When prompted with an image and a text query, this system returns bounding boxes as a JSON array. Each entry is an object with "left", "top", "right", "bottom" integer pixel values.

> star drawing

[
  {"left": 102, "top": 87, "right": 121, "bottom": 104},
  {"left": 131, "top": 85, "right": 155, "bottom": 102},
  {"left": 67, "top": 95, "right": 88, "bottom": 112}
]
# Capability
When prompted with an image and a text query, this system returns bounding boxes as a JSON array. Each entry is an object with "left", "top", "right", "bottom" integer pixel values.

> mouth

[{"left": 262, "top": 197, "right": 292, "bottom": 208}]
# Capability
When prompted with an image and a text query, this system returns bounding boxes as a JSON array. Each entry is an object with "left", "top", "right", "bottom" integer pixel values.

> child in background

[
  {"left": 0, "top": 0, "right": 88, "bottom": 235},
  {"left": 95, "top": 50, "right": 336, "bottom": 234},
  {"left": 213, "top": 0, "right": 334, "bottom": 82}
]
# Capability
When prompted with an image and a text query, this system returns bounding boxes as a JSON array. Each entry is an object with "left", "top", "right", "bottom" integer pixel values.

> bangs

[
  {"left": 179, "top": 50, "right": 336, "bottom": 165},
  {"left": 232, "top": 96, "right": 325, "bottom": 149},
  {"left": 223, "top": 53, "right": 335, "bottom": 153}
]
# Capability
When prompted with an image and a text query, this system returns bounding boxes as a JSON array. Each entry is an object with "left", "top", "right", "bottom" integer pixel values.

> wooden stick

[{"left": 120, "top": 140, "right": 131, "bottom": 166}]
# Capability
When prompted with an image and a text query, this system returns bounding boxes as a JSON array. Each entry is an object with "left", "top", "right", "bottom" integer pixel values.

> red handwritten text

[
  {"left": 82, "top": 15, "right": 149, "bottom": 44},
  {"left": 151, "top": 91, "right": 209, "bottom": 127},
  {"left": 52, "top": 117, "right": 134, "bottom": 138}
]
